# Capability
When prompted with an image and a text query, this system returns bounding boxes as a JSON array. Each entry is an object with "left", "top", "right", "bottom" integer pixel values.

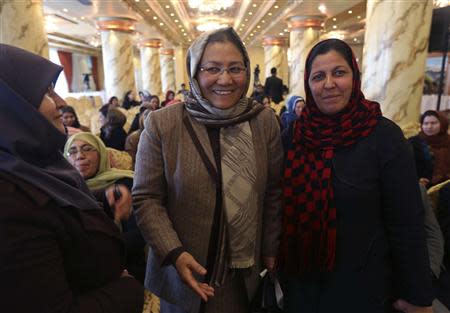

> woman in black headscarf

[{"left": 0, "top": 44, "right": 143, "bottom": 313}]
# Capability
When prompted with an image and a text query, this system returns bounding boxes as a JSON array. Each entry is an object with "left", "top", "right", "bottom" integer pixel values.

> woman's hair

[
  {"left": 99, "top": 104, "right": 109, "bottom": 118},
  {"left": 305, "top": 39, "right": 356, "bottom": 79},
  {"left": 108, "top": 96, "right": 118, "bottom": 105},
  {"left": 60, "top": 105, "right": 81, "bottom": 128},
  {"left": 150, "top": 95, "right": 160, "bottom": 105},
  {"left": 420, "top": 110, "right": 441, "bottom": 125},
  {"left": 102, "top": 108, "right": 126, "bottom": 139}
]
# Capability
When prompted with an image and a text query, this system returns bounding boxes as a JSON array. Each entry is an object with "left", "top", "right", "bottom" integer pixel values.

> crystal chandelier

[
  {"left": 188, "top": 0, "right": 235, "bottom": 13},
  {"left": 197, "top": 21, "right": 228, "bottom": 32},
  {"left": 434, "top": 0, "right": 450, "bottom": 7}
]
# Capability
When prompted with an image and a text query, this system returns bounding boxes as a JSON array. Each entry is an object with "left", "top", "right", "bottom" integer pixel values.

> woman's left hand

[
  {"left": 264, "top": 256, "right": 276, "bottom": 273},
  {"left": 393, "top": 299, "right": 433, "bottom": 313},
  {"left": 106, "top": 184, "right": 132, "bottom": 222}
]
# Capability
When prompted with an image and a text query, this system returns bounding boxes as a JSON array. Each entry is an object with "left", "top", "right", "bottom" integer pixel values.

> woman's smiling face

[{"left": 196, "top": 41, "right": 247, "bottom": 109}]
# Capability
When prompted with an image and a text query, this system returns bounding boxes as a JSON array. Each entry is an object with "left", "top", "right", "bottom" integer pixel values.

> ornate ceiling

[{"left": 43, "top": 0, "right": 366, "bottom": 51}]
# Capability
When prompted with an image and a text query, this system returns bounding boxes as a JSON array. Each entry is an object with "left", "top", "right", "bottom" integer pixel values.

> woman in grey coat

[{"left": 132, "top": 27, "right": 283, "bottom": 313}]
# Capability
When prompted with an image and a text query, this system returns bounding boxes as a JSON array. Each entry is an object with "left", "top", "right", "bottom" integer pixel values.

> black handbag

[{"left": 250, "top": 274, "right": 284, "bottom": 313}]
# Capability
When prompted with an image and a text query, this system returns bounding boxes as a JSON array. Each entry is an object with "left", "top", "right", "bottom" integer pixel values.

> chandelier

[
  {"left": 434, "top": 0, "right": 450, "bottom": 7},
  {"left": 188, "top": 0, "right": 235, "bottom": 13},
  {"left": 197, "top": 21, "right": 228, "bottom": 32}
]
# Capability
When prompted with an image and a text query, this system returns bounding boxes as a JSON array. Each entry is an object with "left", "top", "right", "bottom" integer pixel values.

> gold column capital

[
  {"left": 139, "top": 38, "right": 163, "bottom": 48},
  {"left": 96, "top": 16, "right": 137, "bottom": 33},
  {"left": 262, "top": 36, "right": 289, "bottom": 47},
  {"left": 286, "top": 15, "right": 326, "bottom": 31},
  {"left": 160, "top": 48, "right": 175, "bottom": 55}
]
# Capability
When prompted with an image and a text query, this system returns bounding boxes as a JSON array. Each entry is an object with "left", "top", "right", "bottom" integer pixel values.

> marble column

[
  {"left": 160, "top": 48, "right": 176, "bottom": 93},
  {"left": 287, "top": 16, "right": 325, "bottom": 98},
  {"left": 140, "top": 39, "right": 162, "bottom": 97},
  {"left": 0, "top": 0, "right": 49, "bottom": 57},
  {"left": 175, "top": 45, "right": 189, "bottom": 90},
  {"left": 362, "top": 0, "right": 433, "bottom": 128},
  {"left": 97, "top": 16, "right": 137, "bottom": 100},
  {"left": 263, "top": 36, "right": 289, "bottom": 88}
]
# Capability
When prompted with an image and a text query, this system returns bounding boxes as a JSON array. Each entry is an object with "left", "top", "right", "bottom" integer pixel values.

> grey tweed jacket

[{"left": 132, "top": 103, "right": 283, "bottom": 312}]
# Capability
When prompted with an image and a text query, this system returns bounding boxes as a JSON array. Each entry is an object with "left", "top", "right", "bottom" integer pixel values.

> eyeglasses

[
  {"left": 199, "top": 66, "right": 247, "bottom": 77},
  {"left": 67, "top": 144, "right": 97, "bottom": 157}
]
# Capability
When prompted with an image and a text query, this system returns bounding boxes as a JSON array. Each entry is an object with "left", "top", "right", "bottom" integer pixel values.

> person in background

[
  {"left": 122, "top": 90, "right": 140, "bottom": 110},
  {"left": 100, "top": 108, "right": 128, "bottom": 151},
  {"left": 280, "top": 38, "right": 433, "bottom": 313},
  {"left": 0, "top": 43, "right": 143, "bottom": 313},
  {"left": 264, "top": 67, "right": 284, "bottom": 104},
  {"left": 133, "top": 27, "right": 282, "bottom": 313},
  {"left": 251, "top": 83, "right": 265, "bottom": 104},
  {"left": 410, "top": 110, "right": 450, "bottom": 187},
  {"left": 177, "top": 83, "right": 190, "bottom": 100},
  {"left": 128, "top": 94, "right": 158, "bottom": 135},
  {"left": 61, "top": 105, "right": 90, "bottom": 136},
  {"left": 64, "top": 132, "right": 146, "bottom": 284},
  {"left": 280, "top": 95, "right": 305, "bottom": 130},
  {"left": 126, "top": 109, "right": 151, "bottom": 168},
  {"left": 161, "top": 90, "right": 176, "bottom": 107},
  {"left": 108, "top": 96, "right": 120, "bottom": 108}
]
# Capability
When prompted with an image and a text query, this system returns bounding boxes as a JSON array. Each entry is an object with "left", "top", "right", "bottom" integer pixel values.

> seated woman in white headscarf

[{"left": 64, "top": 132, "right": 146, "bottom": 283}]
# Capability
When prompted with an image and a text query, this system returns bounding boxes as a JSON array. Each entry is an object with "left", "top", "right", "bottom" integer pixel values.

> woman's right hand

[{"left": 175, "top": 252, "right": 214, "bottom": 301}]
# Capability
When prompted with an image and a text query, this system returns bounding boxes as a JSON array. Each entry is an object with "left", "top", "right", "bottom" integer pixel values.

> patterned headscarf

[
  {"left": 280, "top": 39, "right": 382, "bottom": 274},
  {"left": 184, "top": 27, "right": 263, "bottom": 126}
]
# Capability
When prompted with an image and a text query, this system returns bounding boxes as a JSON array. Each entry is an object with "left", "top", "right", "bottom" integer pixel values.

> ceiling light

[
  {"left": 188, "top": 0, "right": 235, "bottom": 12},
  {"left": 253, "top": 3, "right": 257, "bottom": 7},
  {"left": 179, "top": 24, "right": 182, "bottom": 28},
  {"left": 81, "top": 16, "right": 85, "bottom": 20},
  {"left": 257, "top": 25, "right": 261, "bottom": 28},
  {"left": 268, "top": 12, "right": 272, "bottom": 16},
  {"left": 63, "top": 8, "right": 68, "bottom": 12},
  {"left": 135, "top": 0, "right": 139, "bottom": 2},
  {"left": 175, "top": 19, "right": 179, "bottom": 22},
  {"left": 160, "top": 22, "right": 164, "bottom": 26},
  {"left": 353, "top": 38, "right": 358, "bottom": 42},
  {"left": 250, "top": 33, "right": 254, "bottom": 36},
  {"left": 357, "top": 15, "right": 361, "bottom": 19},
  {"left": 279, "top": 32, "right": 284, "bottom": 35},
  {"left": 318, "top": 4, "right": 326, "bottom": 14},
  {"left": 153, "top": 16, "right": 157, "bottom": 20},
  {"left": 239, "top": 28, "right": 242, "bottom": 31},
  {"left": 332, "top": 17, "right": 337, "bottom": 21},
  {"left": 348, "top": 10, "right": 352, "bottom": 14},
  {"left": 243, "top": 42, "right": 246, "bottom": 45},
  {"left": 274, "top": 5, "right": 279, "bottom": 8},
  {"left": 242, "top": 23, "right": 245, "bottom": 26},
  {"left": 284, "top": 28, "right": 288, "bottom": 32},
  {"left": 332, "top": 25, "right": 337, "bottom": 29},
  {"left": 170, "top": 13, "right": 175, "bottom": 16},
  {"left": 146, "top": 9, "right": 150, "bottom": 12},
  {"left": 165, "top": 5, "right": 170, "bottom": 8},
  {"left": 248, "top": 12, "right": 252, "bottom": 15},
  {"left": 262, "top": 20, "right": 265, "bottom": 23}
]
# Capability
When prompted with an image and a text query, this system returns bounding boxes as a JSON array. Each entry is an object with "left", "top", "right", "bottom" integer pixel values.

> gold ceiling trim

[{"left": 96, "top": 16, "right": 137, "bottom": 33}]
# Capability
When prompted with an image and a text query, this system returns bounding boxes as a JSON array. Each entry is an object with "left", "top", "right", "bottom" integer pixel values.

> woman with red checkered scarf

[{"left": 279, "top": 39, "right": 433, "bottom": 313}]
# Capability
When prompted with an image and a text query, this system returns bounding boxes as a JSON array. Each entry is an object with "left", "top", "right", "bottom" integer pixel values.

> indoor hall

[{"left": 2, "top": 1, "right": 450, "bottom": 313}]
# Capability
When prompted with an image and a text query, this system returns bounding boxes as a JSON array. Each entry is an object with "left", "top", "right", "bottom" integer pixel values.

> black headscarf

[{"left": 0, "top": 44, "right": 101, "bottom": 211}]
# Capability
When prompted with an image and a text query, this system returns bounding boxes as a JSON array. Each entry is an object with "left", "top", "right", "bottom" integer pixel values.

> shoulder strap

[{"left": 183, "top": 116, "right": 219, "bottom": 184}]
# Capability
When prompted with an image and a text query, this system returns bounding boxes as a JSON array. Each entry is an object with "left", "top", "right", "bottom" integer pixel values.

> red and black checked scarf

[{"left": 279, "top": 48, "right": 382, "bottom": 275}]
